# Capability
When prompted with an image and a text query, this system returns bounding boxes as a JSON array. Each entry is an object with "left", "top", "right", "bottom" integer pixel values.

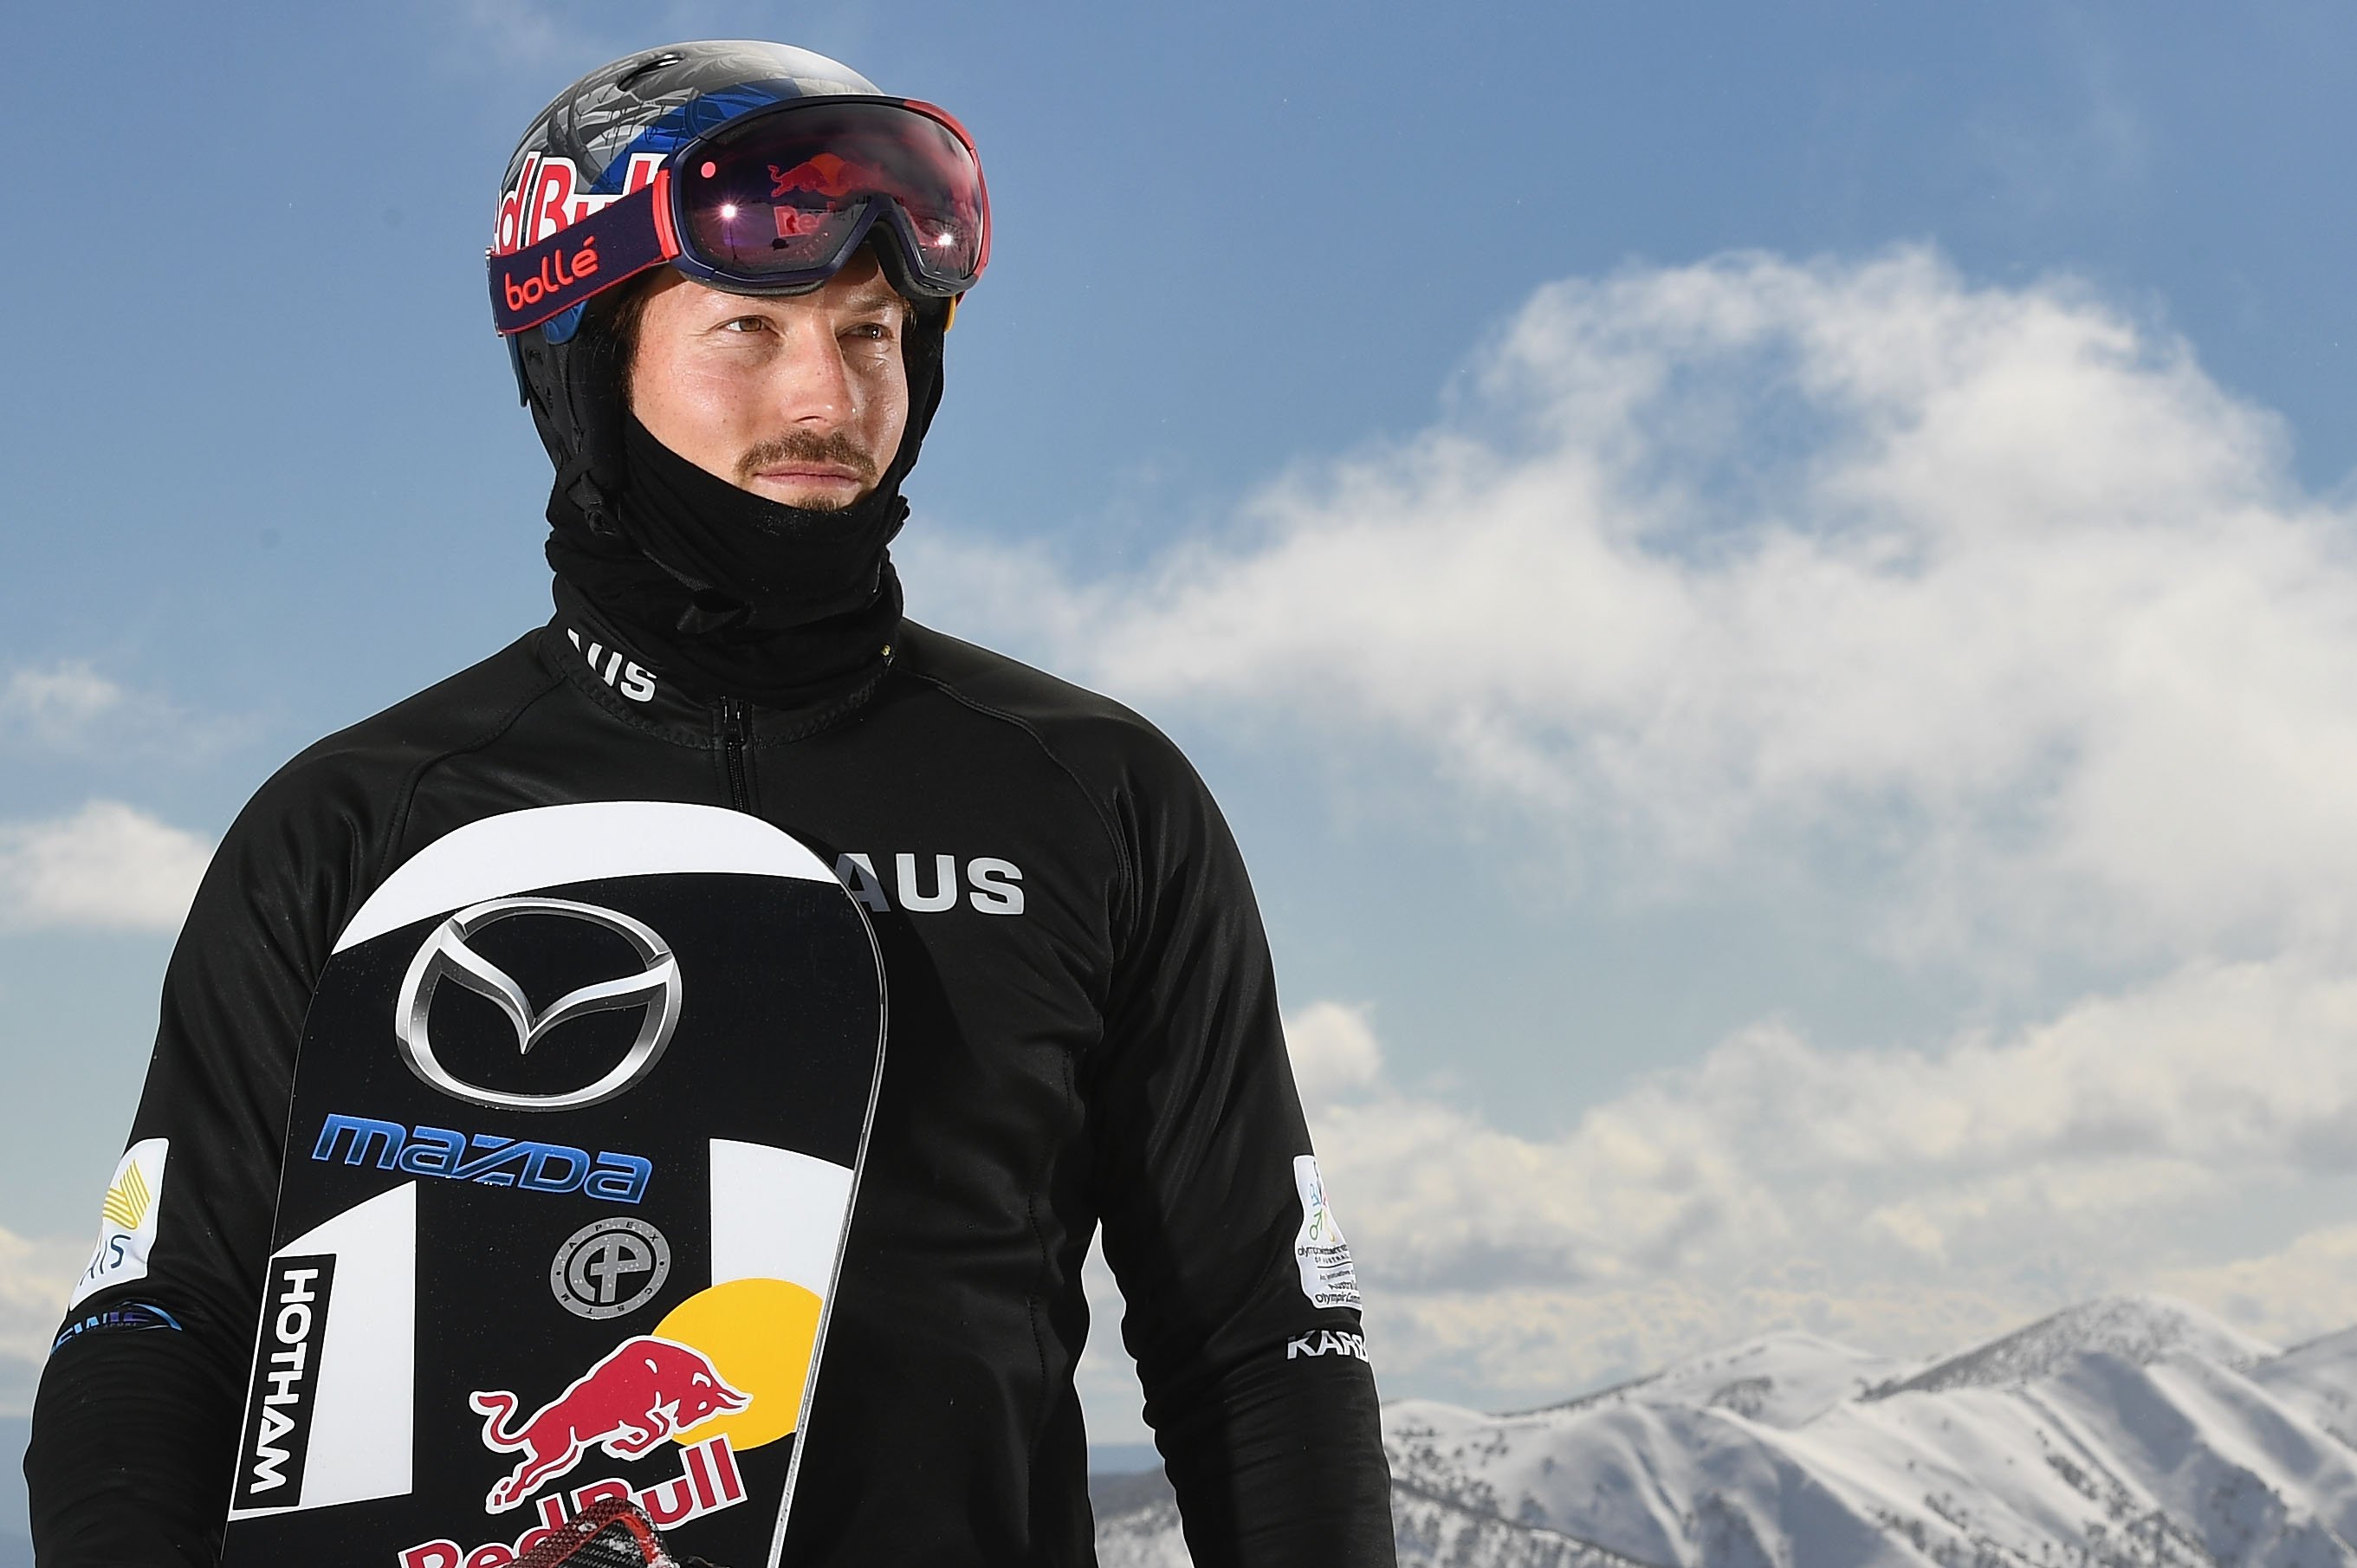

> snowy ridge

[
  {"left": 1093, "top": 1295, "right": 2357, "bottom": 1565},
  {"left": 1390, "top": 1477, "right": 1661, "bottom": 1566},
  {"left": 1091, "top": 1479, "right": 1655, "bottom": 1568},
  {"left": 2252, "top": 1329, "right": 2357, "bottom": 1452},
  {"left": 1521, "top": 1330, "right": 1909, "bottom": 1429},
  {"left": 1864, "top": 1295, "right": 2277, "bottom": 1400}
]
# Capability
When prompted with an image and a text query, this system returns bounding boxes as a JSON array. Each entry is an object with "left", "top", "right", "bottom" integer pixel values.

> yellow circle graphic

[{"left": 652, "top": 1277, "right": 824, "bottom": 1452}]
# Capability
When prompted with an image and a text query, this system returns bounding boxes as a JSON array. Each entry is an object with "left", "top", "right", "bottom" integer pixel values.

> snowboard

[{"left": 217, "top": 800, "right": 885, "bottom": 1568}]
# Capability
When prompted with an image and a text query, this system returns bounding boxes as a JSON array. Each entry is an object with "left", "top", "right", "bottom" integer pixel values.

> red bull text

[
  {"left": 492, "top": 152, "right": 667, "bottom": 256},
  {"left": 397, "top": 1435, "right": 745, "bottom": 1568}
]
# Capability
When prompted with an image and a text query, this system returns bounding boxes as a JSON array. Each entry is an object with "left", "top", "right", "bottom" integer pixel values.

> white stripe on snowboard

[{"left": 336, "top": 802, "right": 838, "bottom": 953}]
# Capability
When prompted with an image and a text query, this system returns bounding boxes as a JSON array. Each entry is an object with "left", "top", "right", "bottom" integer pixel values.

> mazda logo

[{"left": 393, "top": 897, "right": 683, "bottom": 1111}]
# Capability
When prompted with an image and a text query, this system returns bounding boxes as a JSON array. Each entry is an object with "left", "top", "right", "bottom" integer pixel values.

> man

[{"left": 26, "top": 38, "right": 1395, "bottom": 1567}]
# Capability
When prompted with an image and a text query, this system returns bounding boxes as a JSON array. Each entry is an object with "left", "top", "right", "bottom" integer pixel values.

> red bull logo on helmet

[
  {"left": 493, "top": 152, "right": 668, "bottom": 256},
  {"left": 469, "top": 1336, "right": 750, "bottom": 1513}
]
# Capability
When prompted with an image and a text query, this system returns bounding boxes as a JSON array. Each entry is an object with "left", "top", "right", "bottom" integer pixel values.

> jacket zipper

[{"left": 718, "top": 697, "right": 753, "bottom": 813}]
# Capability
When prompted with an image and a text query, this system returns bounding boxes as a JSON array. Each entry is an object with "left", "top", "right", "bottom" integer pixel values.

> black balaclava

[{"left": 543, "top": 277, "right": 949, "bottom": 715}]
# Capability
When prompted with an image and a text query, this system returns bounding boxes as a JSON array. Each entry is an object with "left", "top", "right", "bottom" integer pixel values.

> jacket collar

[{"left": 540, "top": 579, "right": 890, "bottom": 745}]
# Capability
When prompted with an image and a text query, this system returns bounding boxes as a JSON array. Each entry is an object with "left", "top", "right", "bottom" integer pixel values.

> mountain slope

[
  {"left": 1521, "top": 1332, "right": 1908, "bottom": 1430},
  {"left": 1864, "top": 1295, "right": 2277, "bottom": 1399},
  {"left": 1095, "top": 1296, "right": 2357, "bottom": 1566},
  {"left": 2253, "top": 1328, "right": 2357, "bottom": 1449}
]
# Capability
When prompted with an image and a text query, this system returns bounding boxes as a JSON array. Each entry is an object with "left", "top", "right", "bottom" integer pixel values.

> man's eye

[
  {"left": 846, "top": 321, "right": 893, "bottom": 342},
  {"left": 719, "top": 317, "right": 769, "bottom": 334}
]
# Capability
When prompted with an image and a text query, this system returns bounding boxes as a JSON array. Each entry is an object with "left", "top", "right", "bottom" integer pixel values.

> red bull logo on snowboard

[
  {"left": 398, "top": 1435, "right": 746, "bottom": 1568},
  {"left": 469, "top": 1336, "right": 749, "bottom": 1513}
]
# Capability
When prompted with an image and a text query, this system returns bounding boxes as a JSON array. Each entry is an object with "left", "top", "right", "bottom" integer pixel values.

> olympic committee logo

[
  {"left": 549, "top": 1217, "right": 672, "bottom": 1319},
  {"left": 394, "top": 897, "right": 683, "bottom": 1112}
]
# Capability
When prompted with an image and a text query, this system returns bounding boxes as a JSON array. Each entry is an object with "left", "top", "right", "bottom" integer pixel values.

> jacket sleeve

[
  {"left": 26, "top": 761, "right": 366, "bottom": 1567},
  {"left": 1084, "top": 741, "right": 1395, "bottom": 1567}
]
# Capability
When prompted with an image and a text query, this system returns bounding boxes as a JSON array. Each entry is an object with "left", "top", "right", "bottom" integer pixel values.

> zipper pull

[{"left": 717, "top": 697, "right": 753, "bottom": 813}]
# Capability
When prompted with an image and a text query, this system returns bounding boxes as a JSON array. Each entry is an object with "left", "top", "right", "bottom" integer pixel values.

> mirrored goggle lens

[{"left": 679, "top": 100, "right": 987, "bottom": 291}]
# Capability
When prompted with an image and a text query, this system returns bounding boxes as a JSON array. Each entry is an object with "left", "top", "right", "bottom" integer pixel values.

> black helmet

[{"left": 496, "top": 41, "right": 973, "bottom": 530}]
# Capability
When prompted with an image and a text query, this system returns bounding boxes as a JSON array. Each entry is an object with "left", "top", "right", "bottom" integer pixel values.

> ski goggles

[{"left": 489, "top": 95, "right": 989, "bottom": 337}]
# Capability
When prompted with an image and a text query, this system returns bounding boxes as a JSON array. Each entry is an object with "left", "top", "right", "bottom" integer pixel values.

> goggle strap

[
  {"left": 648, "top": 167, "right": 682, "bottom": 264},
  {"left": 488, "top": 177, "right": 678, "bottom": 337}
]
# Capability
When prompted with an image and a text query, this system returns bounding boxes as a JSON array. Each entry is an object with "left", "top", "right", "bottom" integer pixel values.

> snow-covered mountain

[
  {"left": 1864, "top": 1296, "right": 2276, "bottom": 1399},
  {"left": 1094, "top": 1296, "right": 2357, "bottom": 1566}
]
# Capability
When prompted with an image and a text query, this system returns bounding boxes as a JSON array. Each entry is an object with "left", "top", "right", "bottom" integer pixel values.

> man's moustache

[{"left": 735, "top": 432, "right": 879, "bottom": 486}]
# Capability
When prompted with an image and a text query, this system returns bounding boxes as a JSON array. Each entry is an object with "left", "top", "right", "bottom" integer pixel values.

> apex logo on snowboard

[
  {"left": 395, "top": 897, "right": 683, "bottom": 1112},
  {"left": 471, "top": 1336, "right": 750, "bottom": 1513},
  {"left": 550, "top": 1218, "right": 673, "bottom": 1320}
]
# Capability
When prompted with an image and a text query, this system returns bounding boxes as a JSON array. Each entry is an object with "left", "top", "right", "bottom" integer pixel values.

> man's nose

[{"left": 773, "top": 324, "right": 858, "bottom": 426}]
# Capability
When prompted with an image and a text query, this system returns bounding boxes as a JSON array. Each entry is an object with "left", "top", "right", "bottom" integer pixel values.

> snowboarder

[{"left": 27, "top": 38, "right": 1395, "bottom": 1566}]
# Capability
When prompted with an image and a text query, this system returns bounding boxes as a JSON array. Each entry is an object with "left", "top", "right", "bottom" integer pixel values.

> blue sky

[{"left": 9, "top": 0, "right": 2357, "bottom": 1442}]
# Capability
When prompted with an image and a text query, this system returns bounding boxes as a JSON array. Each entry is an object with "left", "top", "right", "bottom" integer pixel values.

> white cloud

[
  {"left": 1279, "top": 965, "right": 2357, "bottom": 1407},
  {"left": 2156, "top": 1226, "right": 2357, "bottom": 1349},
  {"left": 1084, "top": 971, "right": 2357, "bottom": 1416},
  {"left": 948, "top": 248, "right": 2357, "bottom": 1422},
  {"left": 914, "top": 248, "right": 2357, "bottom": 968},
  {"left": 0, "top": 663, "right": 125, "bottom": 748},
  {"left": 0, "top": 1227, "right": 85, "bottom": 1415},
  {"left": 0, "top": 802, "right": 210, "bottom": 934},
  {"left": 1285, "top": 1000, "right": 1385, "bottom": 1111},
  {"left": 437, "top": 0, "right": 874, "bottom": 75},
  {"left": 1074, "top": 1239, "right": 1151, "bottom": 1444},
  {"left": 0, "top": 660, "right": 243, "bottom": 763}
]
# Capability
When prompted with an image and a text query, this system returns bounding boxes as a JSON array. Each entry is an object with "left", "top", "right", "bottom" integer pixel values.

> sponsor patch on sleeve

[
  {"left": 51, "top": 1300, "right": 183, "bottom": 1353},
  {"left": 1291, "top": 1154, "right": 1362, "bottom": 1310},
  {"left": 67, "top": 1137, "right": 169, "bottom": 1310},
  {"left": 1285, "top": 1327, "right": 1370, "bottom": 1362}
]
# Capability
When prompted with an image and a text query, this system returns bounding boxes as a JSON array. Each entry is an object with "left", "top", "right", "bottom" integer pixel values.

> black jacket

[{"left": 27, "top": 589, "right": 1394, "bottom": 1565}]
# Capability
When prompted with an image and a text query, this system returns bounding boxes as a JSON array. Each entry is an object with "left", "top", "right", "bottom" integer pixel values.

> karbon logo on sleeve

[
  {"left": 1285, "top": 1328, "right": 1370, "bottom": 1363},
  {"left": 395, "top": 897, "right": 683, "bottom": 1112}
]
